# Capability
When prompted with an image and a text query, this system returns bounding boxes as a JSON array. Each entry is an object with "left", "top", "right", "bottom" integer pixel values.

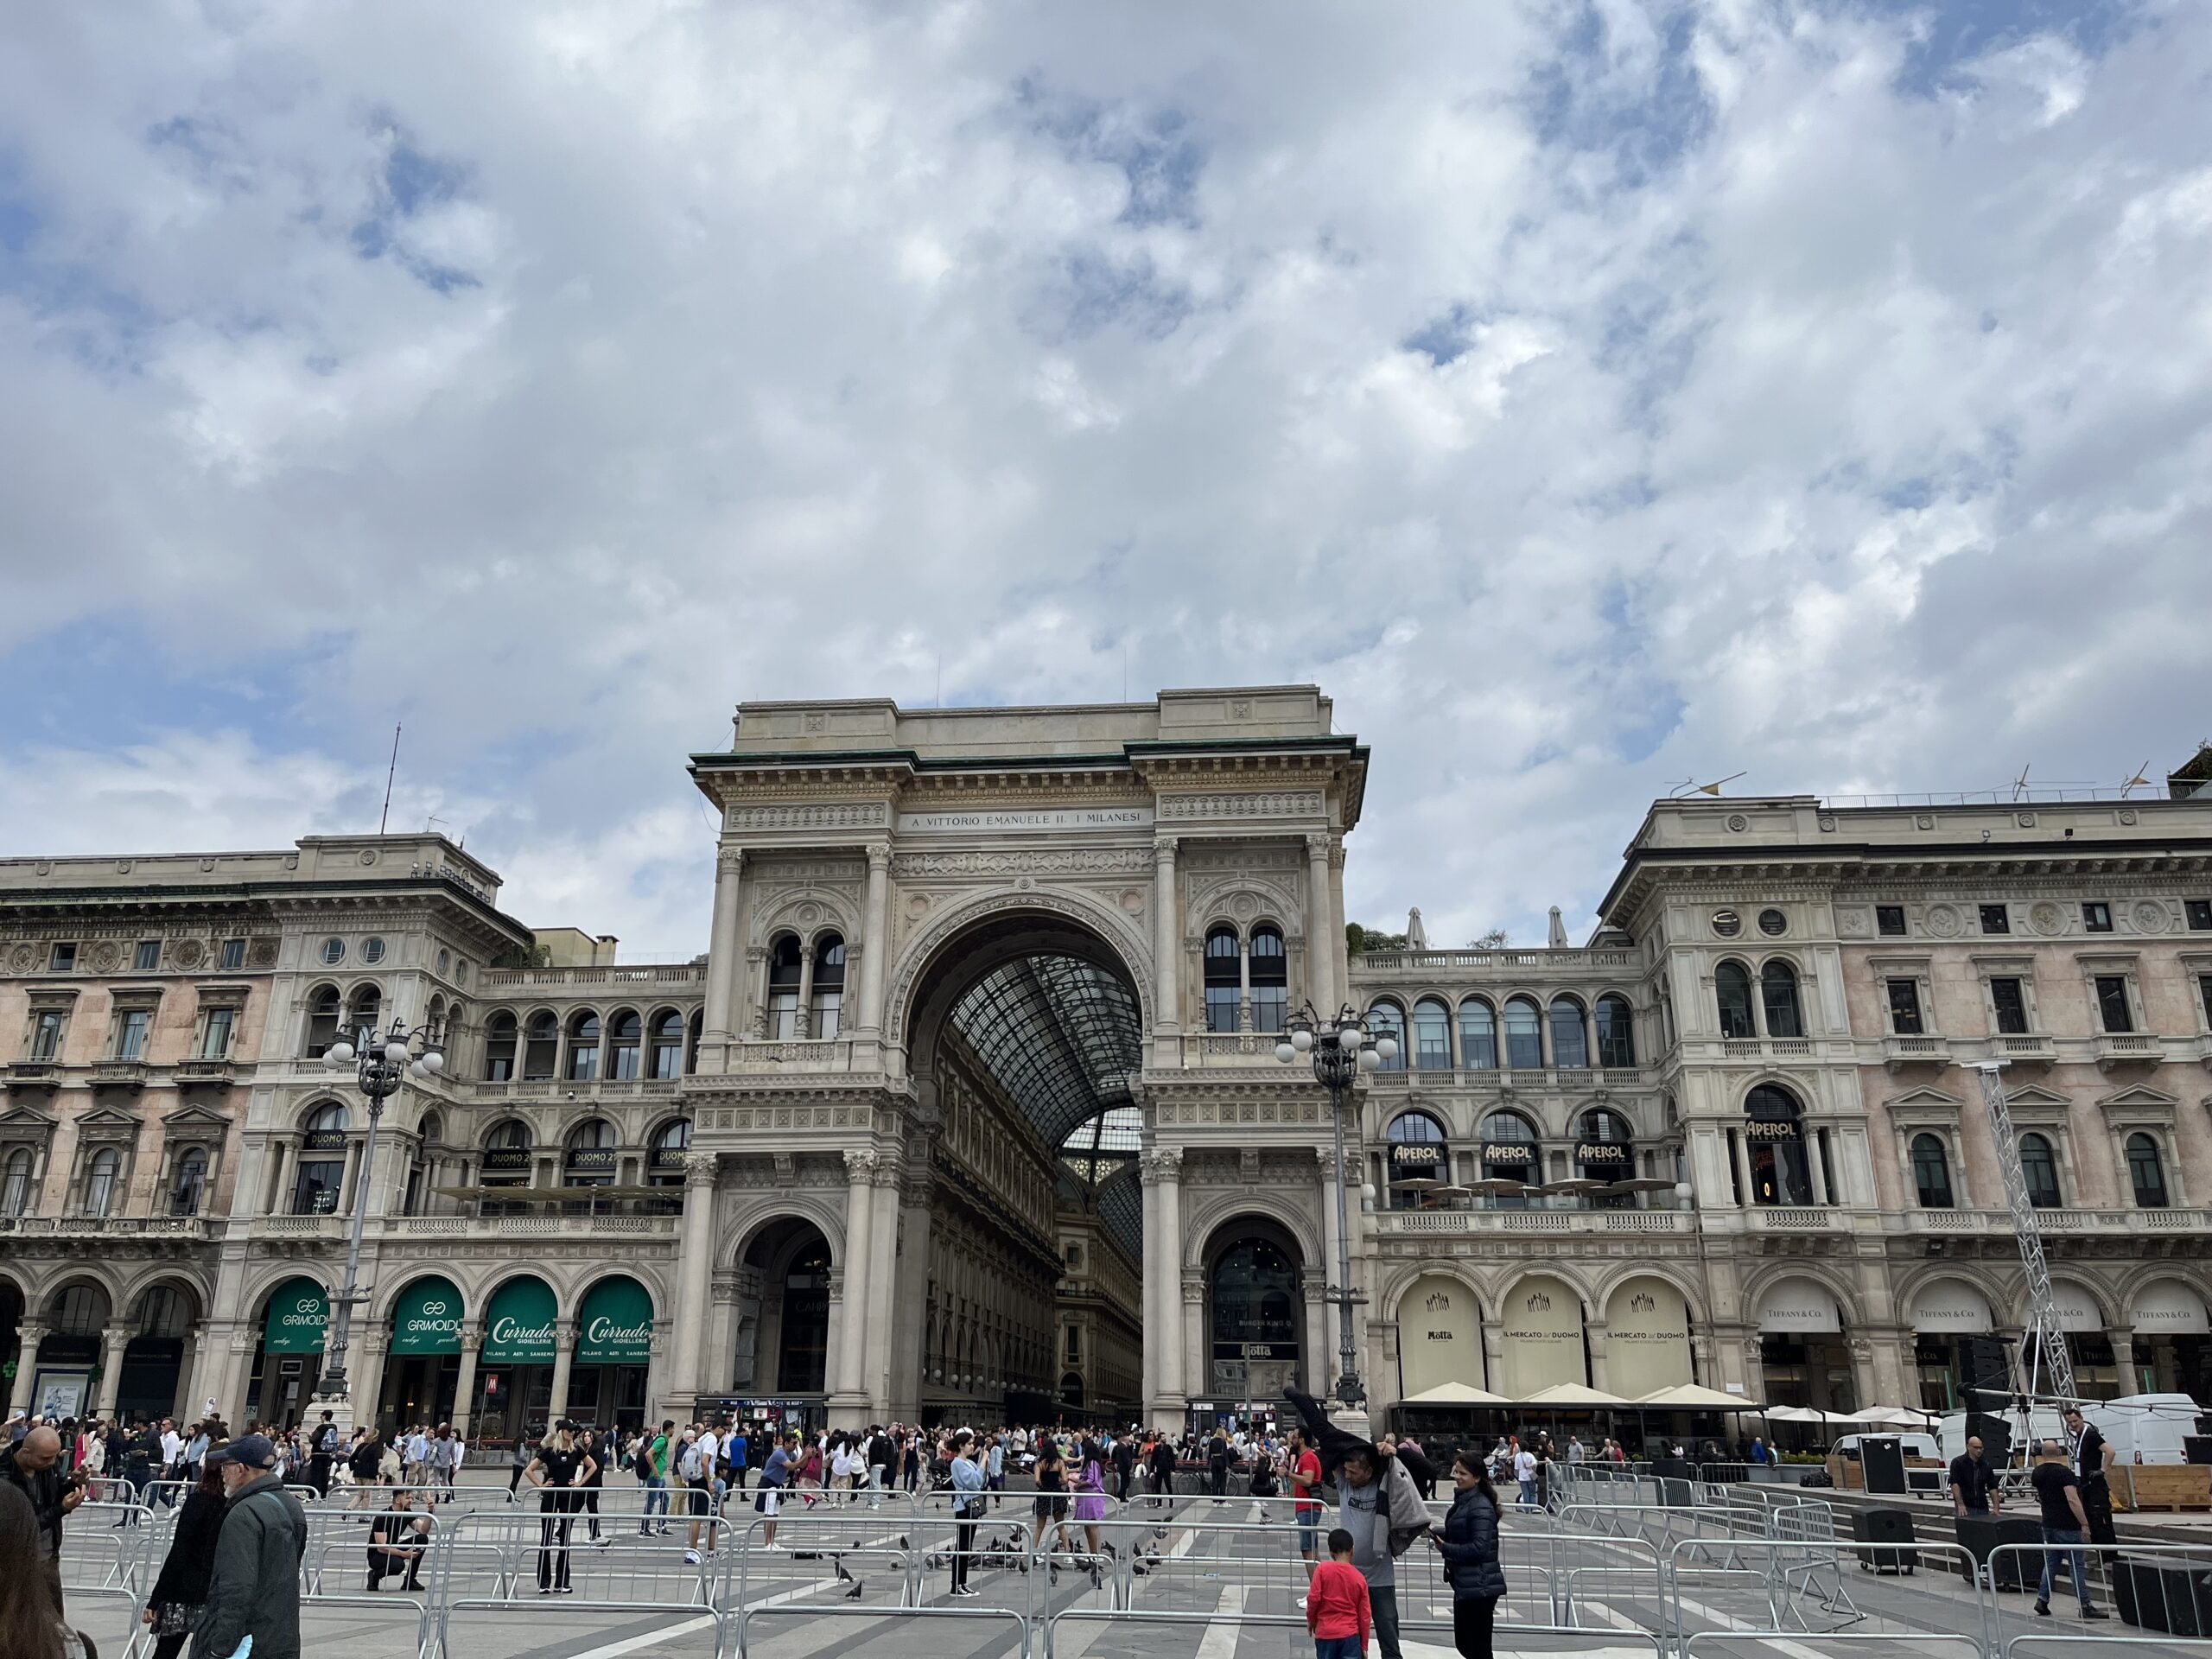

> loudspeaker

[
  {"left": 1960, "top": 1335, "right": 2012, "bottom": 1396},
  {"left": 1861, "top": 1436, "right": 1908, "bottom": 1496},
  {"left": 2183, "top": 1435, "right": 2212, "bottom": 1466},
  {"left": 1966, "top": 1412, "right": 2012, "bottom": 1466}
]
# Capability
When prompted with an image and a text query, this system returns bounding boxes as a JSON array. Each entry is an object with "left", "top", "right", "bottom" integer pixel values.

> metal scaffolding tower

[{"left": 1970, "top": 1061, "right": 2078, "bottom": 1407}]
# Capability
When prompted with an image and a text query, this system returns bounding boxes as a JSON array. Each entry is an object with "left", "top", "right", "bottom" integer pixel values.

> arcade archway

[{"left": 898, "top": 906, "right": 1149, "bottom": 1425}]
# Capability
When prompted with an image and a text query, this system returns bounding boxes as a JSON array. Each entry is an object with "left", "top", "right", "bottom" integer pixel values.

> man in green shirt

[{"left": 639, "top": 1420, "right": 675, "bottom": 1536}]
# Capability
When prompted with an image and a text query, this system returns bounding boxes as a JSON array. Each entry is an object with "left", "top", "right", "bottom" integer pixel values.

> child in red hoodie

[{"left": 1306, "top": 1528, "right": 1373, "bottom": 1658}]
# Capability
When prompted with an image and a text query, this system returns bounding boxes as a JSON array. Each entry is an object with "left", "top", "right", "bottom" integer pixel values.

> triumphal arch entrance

[{"left": 664, "top": 687, "right": 1367, "bottom": 1430}]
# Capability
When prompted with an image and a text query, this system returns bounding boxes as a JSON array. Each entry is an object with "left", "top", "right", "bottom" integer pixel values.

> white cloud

[{"left": 1, "top": 0, "right": 2208, "bottom": 956}]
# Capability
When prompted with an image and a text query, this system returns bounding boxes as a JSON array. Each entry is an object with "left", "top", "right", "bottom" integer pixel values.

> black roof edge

[
  {"left": 0, "top": 876, "right": 531, "bottom": 939},
  {"left": 689, "top": 734, "right": 1363, "bottom": 773}
]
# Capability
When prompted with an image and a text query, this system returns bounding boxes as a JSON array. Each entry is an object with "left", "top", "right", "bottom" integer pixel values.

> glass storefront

[{"left": 473, "top": 1275, "right": 556, "bottom": 1446}]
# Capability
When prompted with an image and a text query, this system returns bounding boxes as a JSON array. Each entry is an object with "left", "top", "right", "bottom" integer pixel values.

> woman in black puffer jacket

[{"left": 1430, "top": 1447, "right": 1507, "bottom": 1658}]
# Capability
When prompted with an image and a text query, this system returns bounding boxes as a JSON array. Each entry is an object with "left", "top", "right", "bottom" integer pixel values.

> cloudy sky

[{"left": 2, "top": 0, "right": 2206, "bottom": 957}]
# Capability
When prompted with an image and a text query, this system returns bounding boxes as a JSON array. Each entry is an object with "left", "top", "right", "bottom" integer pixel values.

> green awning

[
  {"left": 263, "top": 1278, "right": 327, "bottom": 1355},
  {"left": 481, "top": 1277, "right": 556, "bottom": 1364},
  {"left": 575, "top": 1275, "right": 652, "bottom": 1364},
  {"left": 390, "top": 1275, "right": 464, "bottom": 1356}
]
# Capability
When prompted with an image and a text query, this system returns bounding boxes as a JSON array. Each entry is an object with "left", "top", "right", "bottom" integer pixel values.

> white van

[
  {"left": 1833, "top": 1431, "right": 1940, "bottom": 1462},
  {"left": 1938, "top": 1408, "right": 2064, "bottom": 1467},
  {"left": 2086, "top": 1395, "right": 2204, "bottom": 1465}
]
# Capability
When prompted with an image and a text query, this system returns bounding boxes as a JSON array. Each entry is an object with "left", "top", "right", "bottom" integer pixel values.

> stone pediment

[
  {"left": 2001, "top": 1084, "right": 2071, "bottom": 1110},
  {"left": 0, "top": 1103, "right": 60, "bottom": 1132},
  {"left": 2097, "top": 1084, "right": 2179, "bottom": 1110},
  {"left": 73, "top": 1105, "right": 143, "bottom": 1135},
  {"left": 2096, "top": 1084, "right": 2179, "bottom": 1128},
  {"left": 1884, "top": 1085, "right": 1963, "bottom": 1113},
  {"left": 160, "top": 1102, "right": 234, "bottom": 1131}
]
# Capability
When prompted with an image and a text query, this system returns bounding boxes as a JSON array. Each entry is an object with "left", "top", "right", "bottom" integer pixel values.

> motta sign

[{"left": 897, "top": 806, "right": 1154, "bottom": 835}]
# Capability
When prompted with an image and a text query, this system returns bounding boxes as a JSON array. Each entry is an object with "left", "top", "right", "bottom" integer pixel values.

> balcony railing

[
  {"left": 478, "top": 963, "right": 705, "bottom": 988},
  {"left": 0, "top": 1215, "right": 213, "bottom": 1240},
  {"left": 1368, "top": 1208, "right": 1691, "bottom": 1236},
  {"left": 727, "top": 1039, "right": 855, "bottom": 1072},
  {"left": 1883, "top": 1035, "right": 1950, "bottom": 1070},
  {"left": 2096, "top": 1033, "right": 2162, "bottom": 1071},
  {"left": 3, "top": 1061, "right": 60, "bottom": 1088},
  {"left": 1997, "top": 1033, "right": 2056, "bottom": 1063},
  {"left": 1353, "top": 947, "right": 1638, "bottom": 973},
  {"left": 91, "top": 1061, "right": 150, "bottom": 1089},
  {"left": 1359, "top": 1065, "right": 1646, "bottom": 1089},
  {"left": 174, "top": 1058, "right": 238, "bottom": 1084}
]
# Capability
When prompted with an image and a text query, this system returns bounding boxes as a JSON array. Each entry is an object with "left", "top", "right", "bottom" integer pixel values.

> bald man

[{"left": 0, "top": 1424, "right": 91, "bottom": 1615}]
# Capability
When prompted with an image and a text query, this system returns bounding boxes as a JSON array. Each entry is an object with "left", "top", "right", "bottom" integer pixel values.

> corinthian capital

[
  {"left": 683, "top": 1152, "right": 720, "bottom": 1188},
  {"left": 844, "top": 1148, "right": 880, "bottom": 1181}
]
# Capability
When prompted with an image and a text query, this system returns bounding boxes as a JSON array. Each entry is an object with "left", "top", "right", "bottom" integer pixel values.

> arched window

[
  {"left": 170, "top": 1148, "right": 208, "bottom": 1217},
  {"left": 294, "top": 1102, "right": 349, "bottom": 1215},
  {"left": 481, "top": 1120, "right": 531, "bottom": 1193},
  {"left": 1480, "top": 1109, "right": 1540, "bottom": 1203},
  {"left": 2, "top": 1147, "right": 32, "bottom": 1217},
  {"left": 81, "top": 1149, "right": 120, "bottom": 1217},
  {"left": 1204, "top": 927, "right": 1241, "bottom": 1033},
  {"left": 304, "top": 986, "right": 341, "bottom": 1058},
  {"left": 1548, "top": 996, "right": 1589, "bottom": 1068},
  {"left": 523, "top": 1012, "right": 558, "bottom": 1080},
  {"left": 1503, "top": 996, "right": 1543, "bottom": 1070},
  {"left": 650, "top": 1011, "right": 686, "bottom": 1079},
  {"left": 1249, "top": 926, "right": 1287, "bottom": 1033},
  {"left": 1745, "top": 1085, "right": 1814, "bottom": 1205},
  {"left": 1458, "top": 999, "right": 1497, "bottom": 1070},
  {"left": 648, "top": 1118, "right": 690, "bottom": 1187},
  {"left": 564, "top": 1118, "right": 616, "bottom": 1187},
  {"left": 2127, "top": 1134, "right": 2170, "bottom": 1209},
  {"left": 1715, "top": 962, "right": 1756, "bottom": 1039},
  {"left": 1385, "top": 1111, "right": 1449, "bottom": 1207},
  {"left": 1576, "top": 1108, "right": 1635, "bottom": 1185},
  {"left": 345, "top": 984, "right": 381, "bottom": 1042},
  {"left": 1366, "top": 1001, "right": 1407, "bottom": 1071},
  {"left": 566, "top": 1011, "right": 601, "bottom": 1081},
  {"left": 607, "top": 1009, "right": 643, "bottom": 1080},
  {"left": 1594, "top": 995, "right": 1635, "bottom": 1069},
  {"left": 416, "top": 1112, "right": 442, "bottom": 1145},
  {"left": 766, "top": 936, "right": 804, "bottom": 1039},
  {"left": 1760, "top": 962, "right": 1804, "bottom": 1039},
  {"left": 1411, "top": 998, "right": 1452, "bottom": 1071},
  {"left": 1910, "top": 1134, "right": 1954, "bottom": 1209},
  {"left": 484, "top": 1012, "right": 518, "bottom": 1081},
  {"left": 1210, "top": 1240, "right": 1300, "bottom": 1356},
  {"left": 811, "top": 937, "right": 846, "bottom": 1039},
  {"left": 2019, "top": 1134, "right": 2061, "bottom": 1208}
]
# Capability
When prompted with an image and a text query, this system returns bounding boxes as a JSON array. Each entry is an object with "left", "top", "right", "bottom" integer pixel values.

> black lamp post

[
  {"left": 1275, "top": 1003, "right": 1396, "bottom": 1414},
  {"left": 314, "top": 1014, "right": 444, "bottom": 1421}
]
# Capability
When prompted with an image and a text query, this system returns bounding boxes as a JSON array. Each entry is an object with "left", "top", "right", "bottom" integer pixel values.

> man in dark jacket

[
  {"left": 198, "top": 1433, "right": 309, "bottom": 1659},
  {"left": 1, "top": 1426, "right": 89, "bottom": 1616}
]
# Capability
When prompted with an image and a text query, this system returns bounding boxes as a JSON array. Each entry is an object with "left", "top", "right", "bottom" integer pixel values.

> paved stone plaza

[{"left": 52, "top": 1476, "right": 2193, "bottom": 1659}]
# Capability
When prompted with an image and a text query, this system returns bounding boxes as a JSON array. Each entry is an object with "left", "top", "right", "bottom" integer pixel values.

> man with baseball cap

[{"left": 196, "top": 1434, "right": 308, "bottom": 1659}]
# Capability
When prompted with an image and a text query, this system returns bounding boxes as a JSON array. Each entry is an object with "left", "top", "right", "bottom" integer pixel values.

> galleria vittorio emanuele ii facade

[{"left": 4, "top": 686, "right": 2209, "bottom": 1449}]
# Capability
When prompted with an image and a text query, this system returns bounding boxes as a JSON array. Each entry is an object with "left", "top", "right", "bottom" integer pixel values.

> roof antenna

[
  {"left": 378, "top": 723, "right": 402, "bottom": 835},
  {"left": 2012, "top": 764, "right": 2031, "bottom": 802},
  {"left": 2120, "top": 761, "right": 2152, "bottom": 798},
  {"left": 1669, "top": 771, "right": 1745, "bottom": 798}
]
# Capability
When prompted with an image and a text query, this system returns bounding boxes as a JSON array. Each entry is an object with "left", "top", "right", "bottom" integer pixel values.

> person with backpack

[
  {"left": 306, "top": 1410, "right": 338, "bottom": 1497},
  {"left": 682, "top": 1424, "right": 721, "bottom": 1563},
  {"left": 196, "top": 1434, "right": 309, "bottom": 1658},
  {"left": 637, "top": 1420, "right": 674, "bottom": 1536}
]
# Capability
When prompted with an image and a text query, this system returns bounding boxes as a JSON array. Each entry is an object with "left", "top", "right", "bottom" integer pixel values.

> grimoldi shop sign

[
  {"left": 390, "top": 1276, "right": 465, "bottom": 1356},
  {"left": 262, "top": 1278, "right": 327, "bottom": 1356}
]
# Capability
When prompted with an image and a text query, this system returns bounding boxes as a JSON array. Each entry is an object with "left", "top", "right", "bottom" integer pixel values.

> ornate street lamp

[
  {"left": 1275, "top": 1003, "right": 1396, "bottom": 1415},
  {"left": 313, "top": 1014, "right": 444, "bottom": 1428}
]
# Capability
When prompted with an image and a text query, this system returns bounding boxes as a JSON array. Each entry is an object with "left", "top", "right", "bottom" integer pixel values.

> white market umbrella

[
  {"left": 1638, "top": 1383, "right": 1763, "bottom": 1412},
  {"left": 1398, "top": 1382, "right": 1511, "bottom": 1408}
]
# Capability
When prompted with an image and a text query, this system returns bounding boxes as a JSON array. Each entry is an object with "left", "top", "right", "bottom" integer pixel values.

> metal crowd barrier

[{"left": 1986, "top": 1540, "right": 2212, "bottom": 1658}]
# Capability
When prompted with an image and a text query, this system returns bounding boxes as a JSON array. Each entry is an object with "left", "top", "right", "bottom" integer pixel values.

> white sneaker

[
  {"left": 1296, "top": 1596, "right": 1308, "bottom": 1611},
  {"left": 684, "top": 1549, "right": 701, "bottom": 1565}
]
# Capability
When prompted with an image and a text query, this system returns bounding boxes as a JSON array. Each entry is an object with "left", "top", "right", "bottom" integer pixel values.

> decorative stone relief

[
  {"left": 1157, "top": 791, "right": 1324, "bottom": 819},
  {"left": 727, "top": 803, "right": 889, "bottom": 831},
  {"left": 2133, "top": 901, "right": 2168, "bottom": 933},
  {"left": 1924, "top": 905, "right": 1962, "bottom": 938},
  {"left": 2030, "top": 902, "right": 2064, "bottom": 936},
  {"left": 892, "top": 849, "right": 1151, "bottom": 878}
]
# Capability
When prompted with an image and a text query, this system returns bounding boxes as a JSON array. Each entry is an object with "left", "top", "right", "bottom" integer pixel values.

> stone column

[
  {"left": 698, "top": 848, "right": 746, "bottom": 1071},
  {"left": 1482, "top": 1322, "right": 1507, "bottom": 1400},
  {"left": 668, "top": 1154, "right": 719, "bottom": 1403},
  {"left": 864, "top": 1162, "right": 901, "bottom": 1412},
  {"left": 451, "top": 1324, "right": 482, "bottom": 1435},
  {"left": 1147, "top": 1150, "right": 1185, "bottom": 1411},
  {"left": 1318, "top": 1147, "right": 1345, "bottom": 1393},
  {"left": 1806, "top": 1129, "right": 1832, "bottom": 1209},
  {"left": 173, "top": 1321, "right": 208, "bottom": 1419},
  {"left": 547, "top": 1322, "right": 576, "bottom": 1420},
  {"left": 1238, "top": 938, "right": 1253, "bottom": 1033},
  {"left": 95, "top": 1325, "right": 130, "bottom": 1417},
  {"left": 8, "top": 1322, "right": 47, "bottom": 1417},
  {"left": 1732, "top": 1132, "right": 1757, "bottom": 1209},
  {"left": 793, "top": 948, "right": 817, "bottom": 1039},
  {"left": 353, "top": 1327, "right": 389, "bottom": 1430},
  {"left": 1140, "top": 1160, "right": 1162, "bottom": 1414},
  {"left": 1586, "top": 1322, "right": 1611, "bottom": 1393},
  {"left": 1153, "top": 839, "right": 1180, "bottom": 1033},
  {"left": 746, "top": 947, "right": 771, "bottom": 1039},
  {"left": 1303, "top": 1283, "right": 1330, "bottom": 1395},
  {"left": 831, "top": 1151, "right": 877, "bottom": 1420},
  {"left": 1181, "top": 1275, "right": 1205, "bottom": 1417},
  {"left": 856, "top": 843, "right": 893, "bottom": 1037},
  {"left": 1305, "top": 835, "right": 1335, "bottom": 1015}
]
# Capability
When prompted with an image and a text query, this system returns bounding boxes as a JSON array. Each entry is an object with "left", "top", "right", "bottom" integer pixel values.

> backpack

[
  {"left": 679, "top": 1440, "right": 707, "bottom": 1481},
  {"left": 634, "top": 1439, "right": 657, "bottom": 1480}
]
